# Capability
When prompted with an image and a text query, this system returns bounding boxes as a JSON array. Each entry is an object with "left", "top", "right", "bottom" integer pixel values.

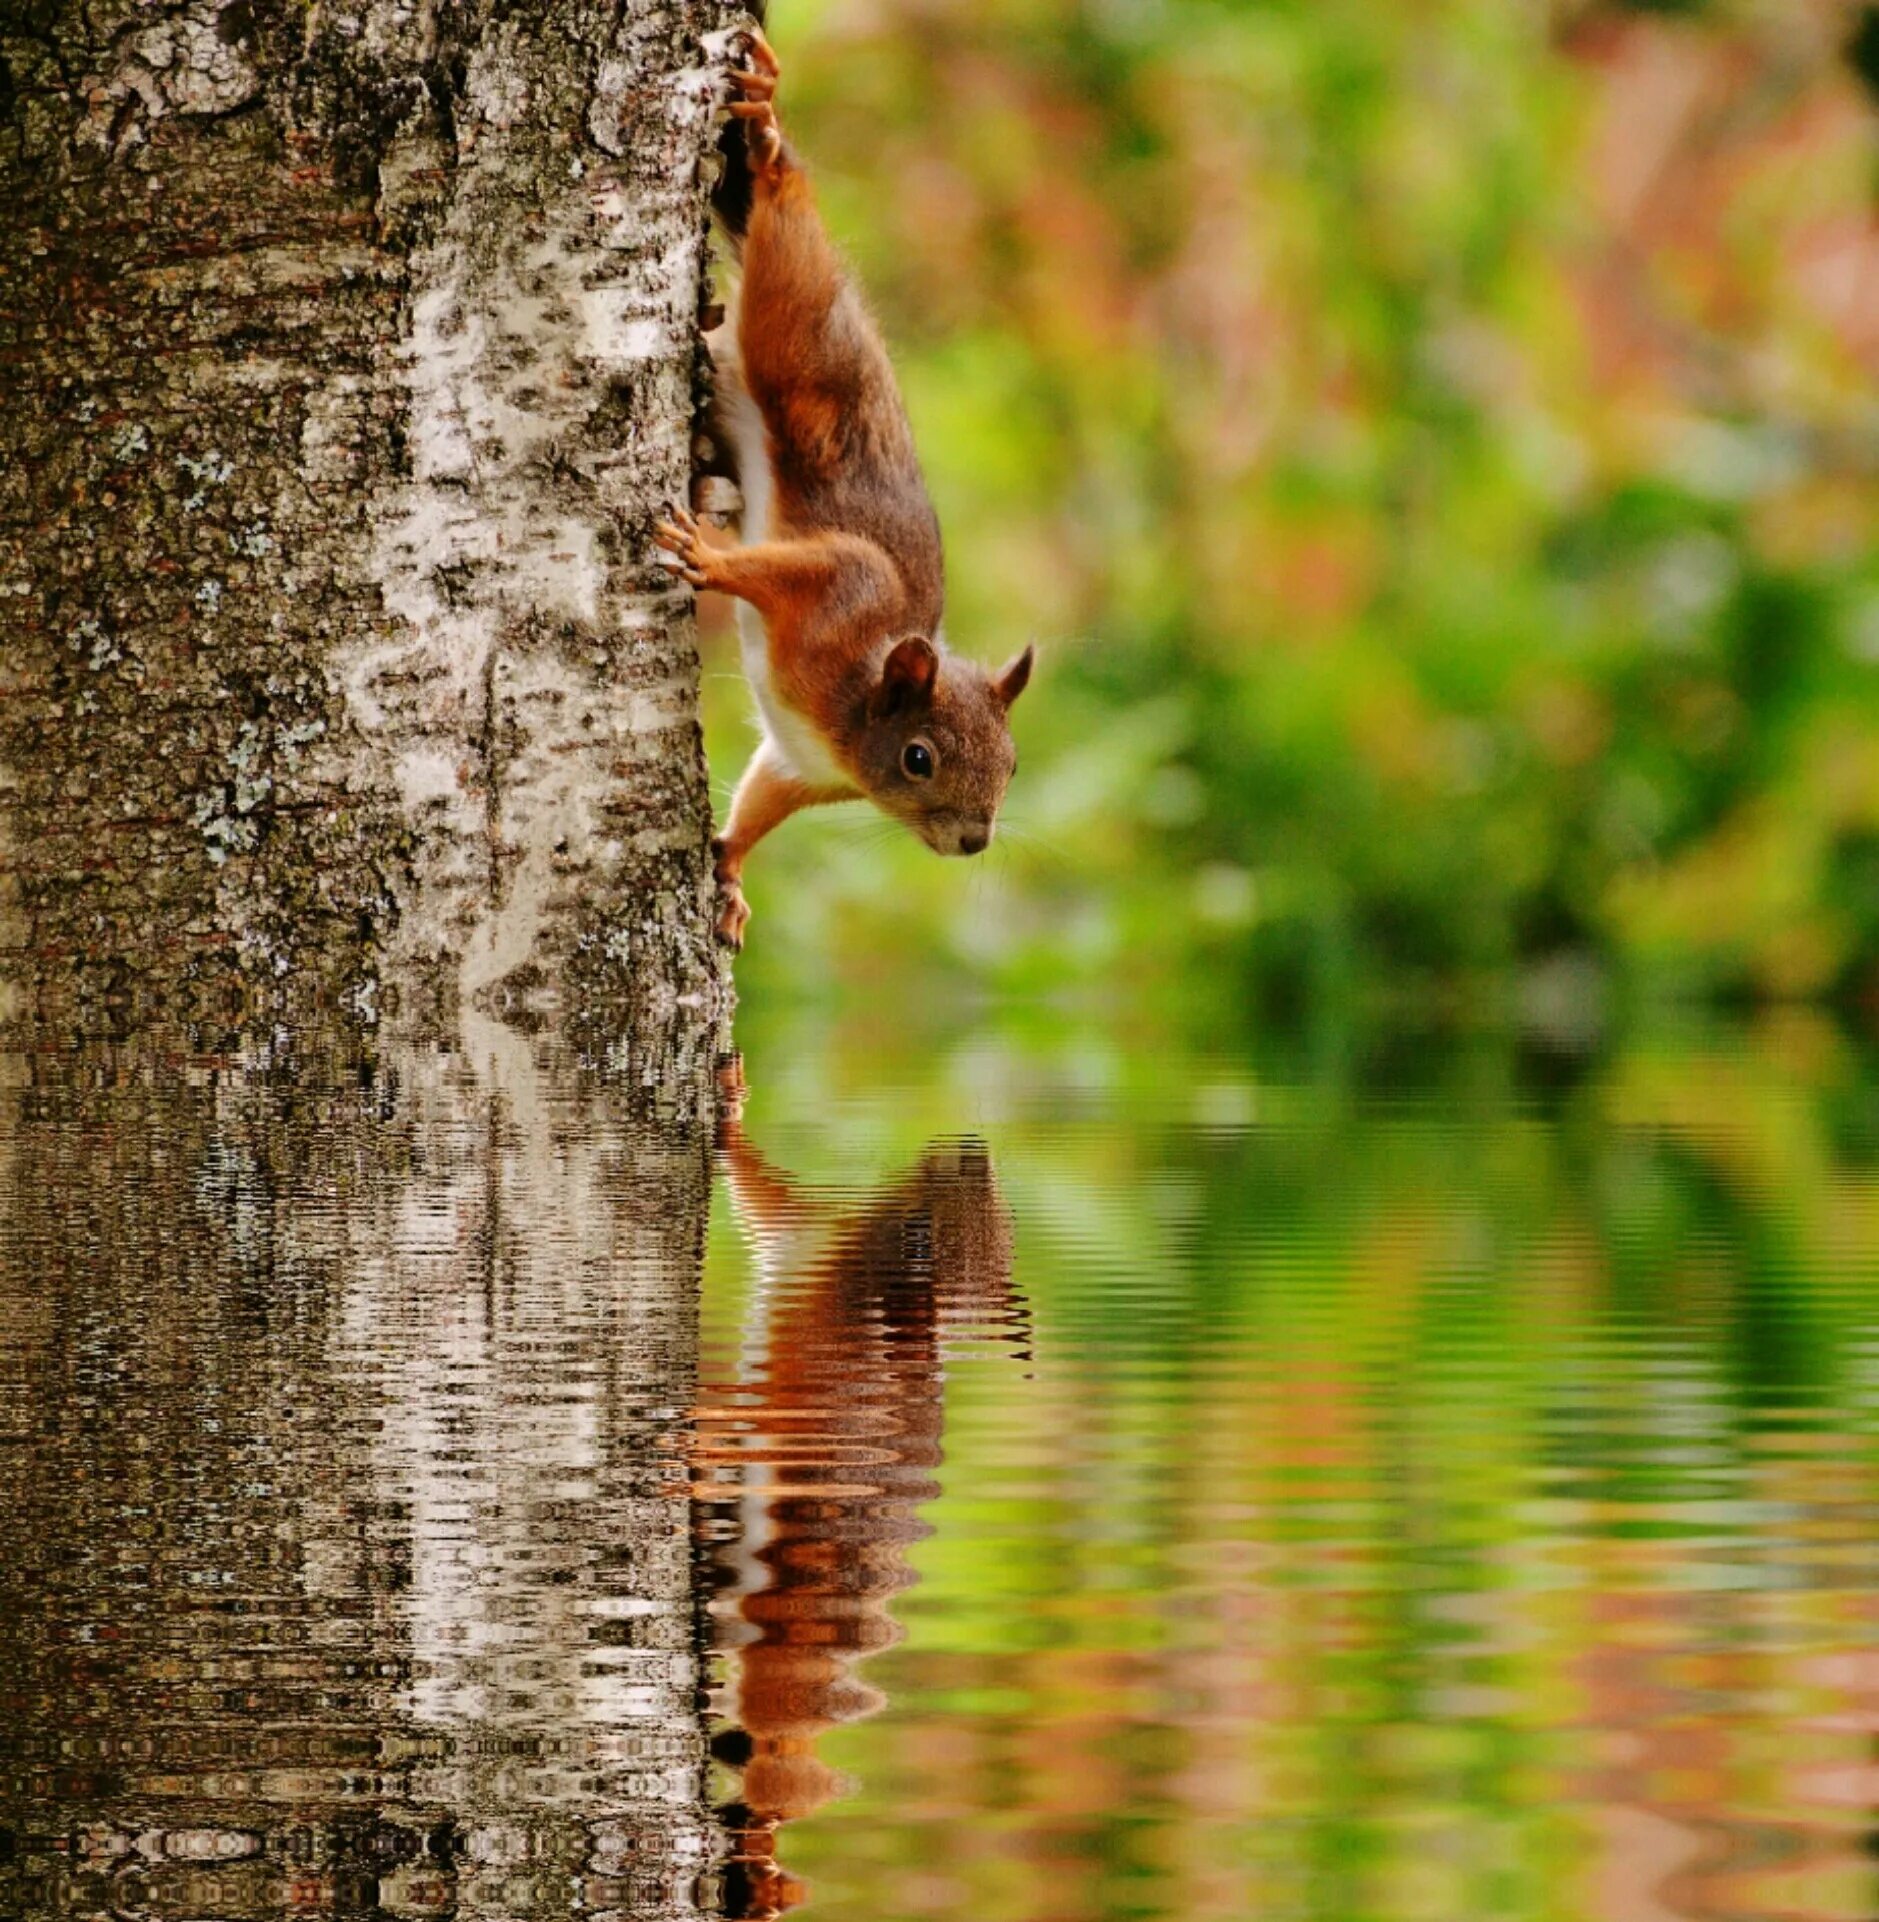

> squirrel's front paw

[
  {"left": 654, "top": 505, "right": 714, "bottom": 588},
  {"left": 714, "top": 878, "right": 751, "bottom": 951}
]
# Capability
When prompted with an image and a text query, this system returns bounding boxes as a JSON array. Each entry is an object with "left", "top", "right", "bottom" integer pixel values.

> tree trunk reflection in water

[{"left": 0, "top": 1022, "right": 716, "bottom": 1919}]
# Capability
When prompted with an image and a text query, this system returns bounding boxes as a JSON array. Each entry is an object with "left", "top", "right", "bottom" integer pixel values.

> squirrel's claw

[
  {"left": 715, "top": 883, "right": 750, "bottom": 951},
  {"left": 654, "top": 509, "right": 713, "bottom": 587},
  {"left": 728, "top": 32, "right": 783, "bottom": 169},
  {"left": 729, "top": 99, "right": 782, "bottom": 171},
  {"left": 711, "top": 834, "right": 750, "bottom": 948},
  {"left": 736, "top": 26, "right": 780, "bottom": 82}
]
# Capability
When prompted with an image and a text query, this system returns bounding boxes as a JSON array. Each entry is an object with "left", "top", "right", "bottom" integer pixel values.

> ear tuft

[
  {"left": 995, "top": 643, "right": 1035, "bottom": 708},
  {"left": 873, "top": 636, "right": 938, "bottom": 716}
]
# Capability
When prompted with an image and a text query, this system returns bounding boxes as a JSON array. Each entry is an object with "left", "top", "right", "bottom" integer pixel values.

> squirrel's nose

[{"left": 959, "top": 829, "right": 988, "bottom": 856}]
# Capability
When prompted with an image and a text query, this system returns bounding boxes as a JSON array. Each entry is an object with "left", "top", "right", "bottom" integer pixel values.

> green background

[{"left": 701, "top": 0, "right": 1879, "bottom": 1031}]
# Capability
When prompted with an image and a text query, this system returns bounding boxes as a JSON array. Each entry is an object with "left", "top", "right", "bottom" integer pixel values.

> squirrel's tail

[{"left": 711, "top": 2, "right": 768, "bottom": 245}]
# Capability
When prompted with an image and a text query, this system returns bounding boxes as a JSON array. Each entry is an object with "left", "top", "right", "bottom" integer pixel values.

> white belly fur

[
  {"left": 738, "top": 602, "right": 850, "bottom": 787},
  {"left": 718, "top": 349, "right": 851, "bottom": 791}
]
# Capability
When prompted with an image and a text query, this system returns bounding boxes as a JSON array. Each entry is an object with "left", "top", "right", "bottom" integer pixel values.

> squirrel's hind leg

[{"left": 727, "top": 29, "right": 786, "bottom": 177}]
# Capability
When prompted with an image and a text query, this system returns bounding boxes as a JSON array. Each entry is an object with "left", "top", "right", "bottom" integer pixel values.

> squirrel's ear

[
  {"left": 874, "top": 636, "right": 938, "bottom": 716},
  {"left": 994, "top": 644, "right": 1035, "bottom": 709}
]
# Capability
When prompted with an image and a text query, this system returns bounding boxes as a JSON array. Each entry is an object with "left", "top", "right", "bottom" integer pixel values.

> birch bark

[{"left": 0, "top": 0, "right": 737, "bottom": 1072}]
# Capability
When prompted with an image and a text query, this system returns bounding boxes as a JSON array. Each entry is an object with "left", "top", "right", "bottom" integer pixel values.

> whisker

[
  {"left": 825, "top": 820, "right": 907, "bottom": 854},
  {"left": 993, "top": 821, "right": 1072, "bottom": 867}
]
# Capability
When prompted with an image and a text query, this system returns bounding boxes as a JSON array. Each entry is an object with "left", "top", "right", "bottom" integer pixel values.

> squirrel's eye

[{"left": 902, "top": 741, "right": 935, "bottom": 780}]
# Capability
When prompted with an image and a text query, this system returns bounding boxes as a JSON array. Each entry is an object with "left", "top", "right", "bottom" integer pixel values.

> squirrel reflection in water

[{"left": 695, "top": 1064, "right": 1030, "bottom": 1920}]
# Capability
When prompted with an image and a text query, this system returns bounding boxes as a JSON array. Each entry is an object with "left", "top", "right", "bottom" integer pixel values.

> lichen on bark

[{"left": 0, "top": 0, "right": 739, "bottom": 1086}]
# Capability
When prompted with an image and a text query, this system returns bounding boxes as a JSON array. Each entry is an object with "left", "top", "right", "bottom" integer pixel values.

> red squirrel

[{"left": 656, "top": 27, "right": 1033, "bottom": 951}]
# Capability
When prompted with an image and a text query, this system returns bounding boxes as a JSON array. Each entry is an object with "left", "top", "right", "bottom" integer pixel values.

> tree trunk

[{"left": 0, "top": 0, "right": 738, "bottom": 1077}]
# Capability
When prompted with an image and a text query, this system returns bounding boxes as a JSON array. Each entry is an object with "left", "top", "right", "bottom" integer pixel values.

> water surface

[{"left": 3, "top": 1015, "right": 1878, "bottom": 1920}]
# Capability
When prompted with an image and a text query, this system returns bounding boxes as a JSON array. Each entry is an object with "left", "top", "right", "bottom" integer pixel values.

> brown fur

[
  {"left": 657, "top": 32, "right": 1033, "bottom": 948},
  {"left": 696, "top": 1077, "right": 1026, "bottom": 1917}
]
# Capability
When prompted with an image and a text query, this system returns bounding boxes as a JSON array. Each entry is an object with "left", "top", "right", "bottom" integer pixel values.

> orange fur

[
  {"left": 697, "top": 1089, "right": 1025, "bottom": 1916},
  {"left": 656, "top": 32, "right": 1034, "bottom": 949}
]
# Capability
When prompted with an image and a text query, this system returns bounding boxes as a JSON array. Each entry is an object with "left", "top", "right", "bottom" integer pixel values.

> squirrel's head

[
  {"left": 853, "top": 637, "right": 1033, "bottom": 856},
  {"left": 830, "top": 1134, "right": 1019, "bottom": 1327}
]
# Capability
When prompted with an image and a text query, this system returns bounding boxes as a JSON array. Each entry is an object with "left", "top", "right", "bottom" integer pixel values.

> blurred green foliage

[{"left": 701, "top": 0, "right": 1879, "bottom": 1025}]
